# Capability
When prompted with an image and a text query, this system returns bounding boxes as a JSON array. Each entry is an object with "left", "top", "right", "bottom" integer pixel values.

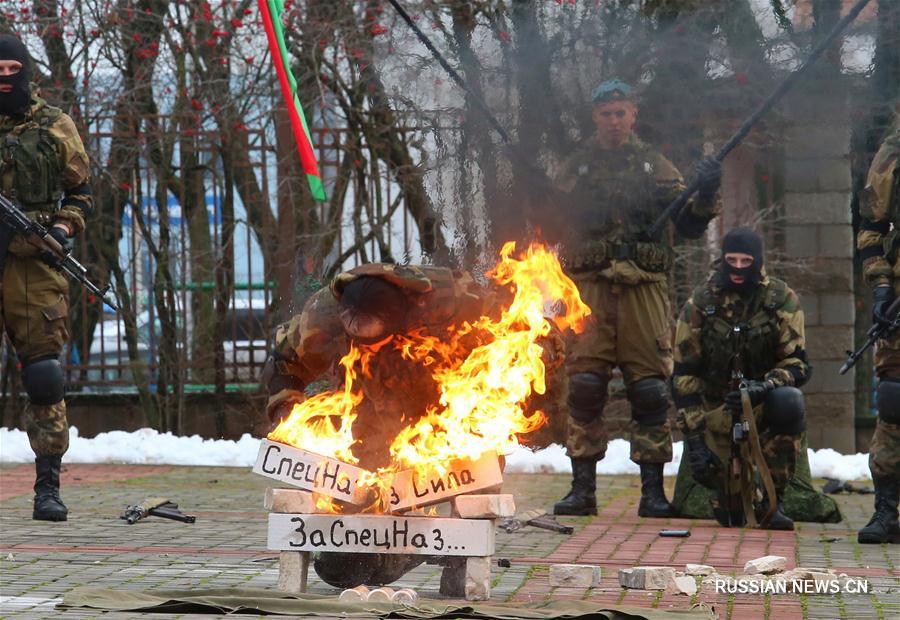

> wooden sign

[
  {"left": 387, "top": 452, "right": 503, "bottom": 512},
  {"left": 253, "top": 439, "right": 370, "bottom": 505},
  {"left": 268, "top": 513, "right": 495, "bottom": 556}
]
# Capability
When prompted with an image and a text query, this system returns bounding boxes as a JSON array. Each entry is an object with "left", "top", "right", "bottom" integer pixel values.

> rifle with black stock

[
  {"left": 840, "top": 296, "right": 900, "bottom": 375},
  {"left": 0, "top": 193, "right": 118, "bottom": 310}
]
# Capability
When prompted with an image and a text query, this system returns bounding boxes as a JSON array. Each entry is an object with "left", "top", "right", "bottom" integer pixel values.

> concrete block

[
  {"left": 818, "top": 292, "right": 855, "bottom": 326},
  {"left": 799, "top": 293, "right": 820, "bottom": 326},
  {"left": 803, "top": 360, "right": 855, "bottom": 394},
  {"left": 465, "top": 556, "right": 491, "bottom": 601},
  {"left": 277, "top": 551, "right": 309, "bottom": 593},
  {"left": 453, "top": 494, "right": 516, "bottom": 519},
  {"left": 339, "top": 586, "right": 369, "bottom": 602},
  {"left": 805, "top": 326, "right": 853, "bottom": 360},
  {"left": 672, "top": 575, "right": 698, "bottom": 595},
  {"left": 784, "top": 224, "right": 819, "bottom": 258},
  {"left": 744, "top": 555, "right": 787, "bottom": 575},
  {"left": 784, "top": 158, "right": 851, "bottom": 193},
  {"left": 618, "top": 566, "right": 677, "bottom": 590},
  {"left": 685, "top": 564, "right": 715, "bottom": 576},
  {"left": 779, "top": 258, "right": 853, "bottom": 293},
  {"left": 783, "top": 192, "right": 851, "bottom": 225},
  {"left": 816, "top": 158, "right": 852, "bottom": 192},
  {"left": 549, "top": 564, "right": 602, "bottom": 588},
  {"left": 785, "top": 124, "right": 850, "bottom": 158},
  {"left": 784, "top": 159, "right": 819, "bottom": 193},
  {"left": 818, "top": 225, "right": 854, "bottom": 258},
  {"left": 264, "top": 488, "right": 317, "bottom": 513}
]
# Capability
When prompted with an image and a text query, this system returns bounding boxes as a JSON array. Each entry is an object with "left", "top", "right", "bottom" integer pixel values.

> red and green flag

[{"left": 258, "top": 0, "right": 327, "bottom": 201}]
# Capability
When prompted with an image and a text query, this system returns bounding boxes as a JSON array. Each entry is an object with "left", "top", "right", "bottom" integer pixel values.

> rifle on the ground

[
  {"left": 646, "top": 0, "right": 874, "bottom": 240},
  {"left": 840, "top": 296, "right": 900, "bottom": 375},
  {"left": 0, "top": 193, "right": 118, "bottom": 310},
  {"left": 121, "top": 497, "right": 196, "bottom": 524}
]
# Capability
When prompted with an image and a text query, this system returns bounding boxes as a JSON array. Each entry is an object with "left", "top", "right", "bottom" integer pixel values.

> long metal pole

[{"left": 647, "top": 0, "right": 873, "bottom": 239}]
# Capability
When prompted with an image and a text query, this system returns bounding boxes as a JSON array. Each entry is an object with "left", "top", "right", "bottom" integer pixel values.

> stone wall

[{"left": 780, "top": 92, "right": 857, "bottom": 453}]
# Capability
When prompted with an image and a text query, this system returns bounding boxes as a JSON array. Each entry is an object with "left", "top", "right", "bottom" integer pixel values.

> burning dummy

[{"left": 261, "top": 248, "right": 586, "bottom": 590}]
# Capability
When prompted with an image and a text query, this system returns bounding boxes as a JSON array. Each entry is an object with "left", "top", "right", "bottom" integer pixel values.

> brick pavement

[{"left": 0, "top": 463, "right": 897, "bottom": 619}]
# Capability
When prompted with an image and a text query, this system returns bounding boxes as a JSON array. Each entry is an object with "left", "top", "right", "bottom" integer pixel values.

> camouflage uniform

[
  {"left": 557, "top": 136, "right": 720, "bottom": 464},
  {"left": 264, "top": 263, "right": 492, "bottom": 471},
  {"left": 0, "top": 94, "right": 91, "bottom": 458},
  {"left": 856, "top": 121, "right": 900, "bottom": 543},
  {"left": 672, "top": 268, "right": 811, "bottom": 525}
]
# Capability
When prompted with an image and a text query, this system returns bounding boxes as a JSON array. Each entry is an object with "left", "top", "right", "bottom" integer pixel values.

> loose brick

[
  {"left": 685, "top": 564, "right": 715, "bottom": 576},
  {"left": 276, "top": 551, "right": 309, "bottom": 593},
  {"left": 549, "top": 564, "right": 601, "bottom": 588},
  {"left": 672, "top": 575, "right": 697, "bottom": 595},
  {"left": 744, "top": 555, "right": 787, "bottom": 575},
  {"left": 618, "top": 566, "right": 677, "bottom": 590},
  {"left": 452, "top": 494, "right": 516, "bottom": 519},
  {"left": 465, "top": 556, "right": 491, "bottom": 601},
  {"left": 264, "top": 488, "right": 317, "bottom": 513}
]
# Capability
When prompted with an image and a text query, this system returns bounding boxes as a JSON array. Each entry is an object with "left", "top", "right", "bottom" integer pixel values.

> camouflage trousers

[
  {"left": 703, "top": 404, "right": 799, "bottom": 511},
  {"left": 565, "top": 274, "right": 673, "bottom": 464},
  {"left": 871, "top": 332, "right": 900, "bottom": 480},
  {"left": 1, "top": 252, "right": 70, "bottom": 457}
]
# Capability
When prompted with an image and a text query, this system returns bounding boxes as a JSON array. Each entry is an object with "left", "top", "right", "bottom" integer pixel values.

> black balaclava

[
  {"left": 338, "top": 277, "right": 409, "bottom": 344},
  {"left": 0, "top": 35, "right": 32, "bottom": 116},
  {"left": 720, "top": 227, "right": 764, "bottom": 293}
]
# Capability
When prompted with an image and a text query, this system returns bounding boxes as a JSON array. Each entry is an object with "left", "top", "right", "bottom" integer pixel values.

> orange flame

[
  {"left": 268, "top": 346, "right": 366, "bottom": 464},
  {"left": 266, "top": 242, "right": 590, "bottom": 512}
]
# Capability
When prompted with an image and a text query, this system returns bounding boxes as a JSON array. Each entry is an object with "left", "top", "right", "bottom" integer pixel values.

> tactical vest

[
  {"left": 693, "top": 278, "right": 789, "bottom": 399},
  {"left": 565, "top": 140, "right": 674, "bottom": 272},
  {"left": 0, "top": 102, "right": 64, "bottom": 213}
]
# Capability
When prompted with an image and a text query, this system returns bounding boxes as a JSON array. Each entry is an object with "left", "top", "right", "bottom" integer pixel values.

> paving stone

[
  {"left": 743, "top": 555, "right": 787, "bottom": 575},
  {"left": 548, "top": 564, "right": 601, "bottom": 588}
]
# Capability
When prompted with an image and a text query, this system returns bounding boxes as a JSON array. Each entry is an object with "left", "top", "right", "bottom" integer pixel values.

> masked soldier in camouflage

[
  {"left": 0, "top": 35, "right": 92, "bottom": 522},
  {"left": 672, "top": 228, "right": 810, "bottom": 530},
  {"left": 856, "top": 111, "right": 900, "bottom": 545},
  {"left": 552, "top": 79, "right": 722, "bottom": 517}
]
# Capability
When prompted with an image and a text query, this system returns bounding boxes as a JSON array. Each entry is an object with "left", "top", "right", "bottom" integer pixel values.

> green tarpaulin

[
  {"left": 61, "top": 586, "right": 716, "bottom": 619},
  {"left": 672, "top": 433, "right": 842, "bottom": 523}
]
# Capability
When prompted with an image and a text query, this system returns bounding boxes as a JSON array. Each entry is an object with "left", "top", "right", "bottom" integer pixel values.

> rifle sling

[{"left": 741, "top": 388, "right": 778, "bottom": 528}]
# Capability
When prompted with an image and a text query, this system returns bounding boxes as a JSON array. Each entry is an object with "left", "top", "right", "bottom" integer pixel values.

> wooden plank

[
  {"left": 253, "top": 439, "right": 370, "bottom": 505},
  {"left": 267, "top": 513, "right": 496, "bottom": 557},
  {"left": 388, "top": 452, "right": 503, "bottom": 512}
]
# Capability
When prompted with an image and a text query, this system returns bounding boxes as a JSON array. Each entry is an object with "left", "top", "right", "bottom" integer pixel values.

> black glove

[
  {"left": 685, "top": 431, "right": 722, "bottom": 489},
  {"left": 39, "top": 225, "right": 73, "bottom": 268},
  {"left": 872, "top": 285, "right": 895, "bottom": 326},
  {"left": 724, "top": 379, "right": 774, "bottom": 412},
  {"left": 694, "top": 157, "right": 722, "bottom": 199}
]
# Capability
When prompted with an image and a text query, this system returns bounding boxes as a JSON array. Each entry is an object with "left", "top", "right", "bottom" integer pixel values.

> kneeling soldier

[{"left": 672, "top": 228, "right": 810, "bottom": 530}]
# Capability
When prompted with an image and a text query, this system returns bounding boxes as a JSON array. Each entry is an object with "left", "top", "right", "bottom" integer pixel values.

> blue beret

[{"left": 591, "top": 79, "right": 634, "bottom": 104}]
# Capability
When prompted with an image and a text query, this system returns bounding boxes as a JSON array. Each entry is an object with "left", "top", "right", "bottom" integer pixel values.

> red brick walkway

[{"left": 0, "top": 463, "right": 172, "bottom": 501}]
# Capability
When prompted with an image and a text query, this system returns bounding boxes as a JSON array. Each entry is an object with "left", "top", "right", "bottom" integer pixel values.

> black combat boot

[
  {"left": 756, "top": 496, "right": 794, "bottom": 531},
  {"left": 33, "top": 455, "right": 67, "bottom": 522},
  {"left": 553, "top": 457, "right": 598, "bottom": 516},
  {"left": 637, "top": 463, "right": 675, "bottom": 518},
  {"left": 858, "top": 477, "right": 900, "bottom": 544}
]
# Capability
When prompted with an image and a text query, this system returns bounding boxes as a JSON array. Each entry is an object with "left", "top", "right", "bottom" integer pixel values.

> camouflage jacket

[
  {"left": 555, "top": 136, "right": 720, "bottom": 281},
  {"left": 0, "top": 93, "right": 92, "bottom": 248},
  {"left": 858, "top": 124, "right": 900, "bottom": 287},
  {"left": 672, "top": 268, "right": 810, "bottom": 432},
  {"left": 264, "top": 263, "right": 492, "bottom": 421}
]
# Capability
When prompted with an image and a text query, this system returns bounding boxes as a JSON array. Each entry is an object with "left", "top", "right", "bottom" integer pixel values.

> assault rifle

[
  {"left": 840, "top": 296, "right": 900, "bottom": 375},
  {"left": 121, "top": 497, "right": 196, "bottom": 524},
  {"left": 0, "top": 193, "right": 118, "bottom": 310}
]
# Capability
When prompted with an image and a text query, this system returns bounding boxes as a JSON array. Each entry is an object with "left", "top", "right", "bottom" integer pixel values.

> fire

[
  {"left": 268, "top": 346, "right": 366, "bottom": 464},
  {"left": 387, "top": 241, "right": 590, "bottom": 476},
  {"left": 266, "top": 241, "right": 590, "bottom": 511}
]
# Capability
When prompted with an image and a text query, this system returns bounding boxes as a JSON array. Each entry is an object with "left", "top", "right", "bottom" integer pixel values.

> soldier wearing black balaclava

[
  {"left": 670, "top": 228, "right": 818, "bottom": 530},
  {"left": 0, "top": 34, "right": 93, "bottom": 522}
]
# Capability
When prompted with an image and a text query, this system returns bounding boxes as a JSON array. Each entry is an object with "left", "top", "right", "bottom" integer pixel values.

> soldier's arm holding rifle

[{"left": 671, "top": 296, "right": 722, "bottom": 489}]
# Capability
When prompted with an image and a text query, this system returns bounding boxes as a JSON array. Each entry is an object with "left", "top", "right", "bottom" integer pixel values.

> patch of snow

[{"left": 0, "top": 427, "right": 872, "bottom": 481}]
